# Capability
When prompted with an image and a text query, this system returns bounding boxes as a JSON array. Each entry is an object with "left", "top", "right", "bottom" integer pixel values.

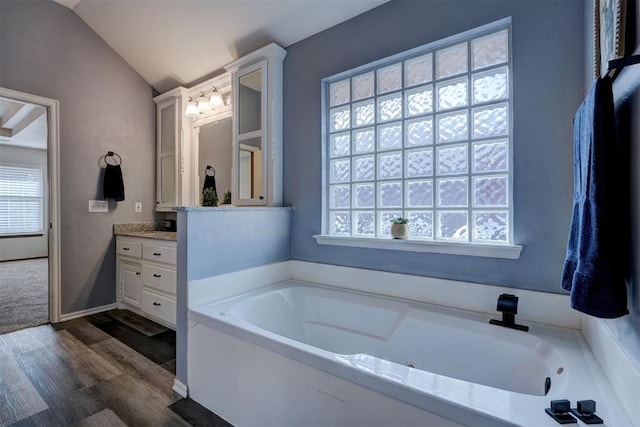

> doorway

[{"left": 0, "top": 87, "right": 60, "bottom": 333}]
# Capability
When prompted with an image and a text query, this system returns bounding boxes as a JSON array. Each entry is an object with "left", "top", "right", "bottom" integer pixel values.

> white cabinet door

[{"left": 120, "top": 259, "right": 142, "bottom": 307}]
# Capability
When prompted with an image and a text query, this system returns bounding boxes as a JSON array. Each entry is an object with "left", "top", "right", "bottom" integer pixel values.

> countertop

[{"left": 113, "top": 222, "right": 177, "bottom": 241}]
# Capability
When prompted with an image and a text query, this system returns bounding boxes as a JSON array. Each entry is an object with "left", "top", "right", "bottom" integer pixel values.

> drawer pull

[
  {"left": 153, "top": 273, "right": 162, "bottom": 278},
  {"left": 152, "top": 302, "right": 161, "bottom": 306},
  {"left": 123, "top": 247, "right": 130, "bottom": 251},
  {"left": 153, "top": 252, "right": 161, "bottom": 256},
  {"left": 136, "top": 272, "right": 141, "bottom": 276}
]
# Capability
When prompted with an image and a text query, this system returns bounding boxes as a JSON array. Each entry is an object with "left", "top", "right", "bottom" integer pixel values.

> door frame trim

[{"left": 0, "top": 87, "right": 61, "bottom": 323}]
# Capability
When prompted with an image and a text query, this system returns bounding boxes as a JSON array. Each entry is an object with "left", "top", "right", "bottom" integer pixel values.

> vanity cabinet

[
  {"left": 153, "top": 87, "right": 193, "bottom": 210},
  {"left": 116, "top": 236, "right": 177, "bottom": 328},
  {"left": 225, "top": 43, "right": 286, "bottom": 206}
]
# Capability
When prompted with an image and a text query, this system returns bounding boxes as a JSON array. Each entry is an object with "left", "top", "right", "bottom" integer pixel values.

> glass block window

[{"left": 323, "top": 20, "right": 512, "bottom": 244}]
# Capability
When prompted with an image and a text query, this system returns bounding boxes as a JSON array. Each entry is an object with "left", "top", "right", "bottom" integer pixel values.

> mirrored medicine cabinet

[{"left": 153, "top": 43, "right": 286, "bottom": 210}]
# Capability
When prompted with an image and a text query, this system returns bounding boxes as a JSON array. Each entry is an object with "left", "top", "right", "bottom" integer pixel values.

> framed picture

[{"left": 594, "top": 0, "right": 627, "bottom": 77}]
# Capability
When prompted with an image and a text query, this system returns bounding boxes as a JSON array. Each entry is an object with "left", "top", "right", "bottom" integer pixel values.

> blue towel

[{"left": 561, "top": 77, "right": 628, "bottom": 318}]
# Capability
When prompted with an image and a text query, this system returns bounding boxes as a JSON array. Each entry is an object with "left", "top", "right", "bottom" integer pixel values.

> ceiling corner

[{"left": 52, "top": 0, "right": 83, "bottom": 10}]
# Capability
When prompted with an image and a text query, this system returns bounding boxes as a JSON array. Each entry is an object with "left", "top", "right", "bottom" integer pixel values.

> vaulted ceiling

[{"left": 54, "top": 0, "right": 390, "bottom": 93}]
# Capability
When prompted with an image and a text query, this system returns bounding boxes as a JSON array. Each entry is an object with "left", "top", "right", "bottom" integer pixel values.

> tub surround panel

[
  {"left": 581, "top": 315, "right": 640, "bottom": 423},
  {"left": 189, "top": 260, "right": 579, "bottom": 329},
  {"left": 188, "top": 261, "right": 292, "bottom": 309},
  {"left": 291, "top": 261, "right": 580, "bottom": 329}
]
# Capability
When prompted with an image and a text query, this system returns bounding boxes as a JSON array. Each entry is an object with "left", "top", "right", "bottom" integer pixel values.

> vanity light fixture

[
  {"left": 185, "top": 97, "right": 199, "bottom": 117},
  {"left": 185, "top": 87, "right": 228, "bottom": 118}
]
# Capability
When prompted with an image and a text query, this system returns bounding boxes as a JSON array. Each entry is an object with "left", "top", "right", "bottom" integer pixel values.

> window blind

[{"left": 0, "top": 165, "right": 44, "bottom": 235}]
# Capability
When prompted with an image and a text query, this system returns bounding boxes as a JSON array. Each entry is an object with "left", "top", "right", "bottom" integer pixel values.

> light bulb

[
  {"left": 197, "top": 92, "right": 211, "bottom": 113},
  {"left": 209, "top": 88, "right": 224, "bottom": 107},
  {"left": 185, "top": 98, "right": 199, "bottom": 117}
]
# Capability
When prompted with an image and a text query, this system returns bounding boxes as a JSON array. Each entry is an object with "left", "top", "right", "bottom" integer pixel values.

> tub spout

[{"left": 489, "top": 293, "right": 529, "bottom": 332}]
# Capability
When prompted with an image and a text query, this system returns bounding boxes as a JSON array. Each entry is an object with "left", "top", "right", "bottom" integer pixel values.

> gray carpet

[{"left": 0, "top": 258, "right": 49, "bottom": 334}]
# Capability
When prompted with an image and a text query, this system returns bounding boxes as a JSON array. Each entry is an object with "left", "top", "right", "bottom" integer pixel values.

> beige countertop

[{"left": 113, "top": 222, "right": 177, "bottom": 241}]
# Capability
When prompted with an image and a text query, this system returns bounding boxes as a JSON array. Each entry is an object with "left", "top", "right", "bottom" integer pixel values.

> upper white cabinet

[
  {"left": 225, "top": 43, "right": 286, "bottom": 206},
  {"left": 153, "top": 88, "right": 192, "bottom": 210},
  {"left": 152, "top": 43, "right": 285, "bottom": 210}
]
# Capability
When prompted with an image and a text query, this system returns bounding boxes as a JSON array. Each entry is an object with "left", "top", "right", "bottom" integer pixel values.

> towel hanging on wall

[
  {"left": 103, "top": 151, "right": 125, "bottom": 201},
  {"left": 561, "top": 77, "right": 628, "bottom": 318},
  {"left": 202, "top": 165, "right": 218, "bottom": 205}
]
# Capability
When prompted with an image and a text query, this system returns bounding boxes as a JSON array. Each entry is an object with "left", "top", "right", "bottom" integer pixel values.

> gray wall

[
  {"left": 175, "top": 207, "right": 292, "bottom": 384},
  {"left": 198, "top": 117, "right": 232, "bottom": 202},
  {"left": 0, "top": 145, "right": 48, "bottom": 261},
  {"left": 603, "top": 0, "right": 640, "bottom": 370},
  {"left": 284, "top": 0, "right": 585, "bottom": 294},
  {"left": 0, "top": 0, "right": 156, "bottom": 314}
]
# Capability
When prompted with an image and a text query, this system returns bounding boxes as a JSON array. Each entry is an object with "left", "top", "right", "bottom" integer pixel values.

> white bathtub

[{"left": 187, "top": 280, "right": 631, "bottom": 426}]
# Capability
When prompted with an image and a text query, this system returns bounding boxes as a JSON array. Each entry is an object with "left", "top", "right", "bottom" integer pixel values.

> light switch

[
  {"left": 135, "top": 202, "right": 142, "bottom": 213},
  {"left": 89, "top": 200, "right": 108, "bottom": 212}
]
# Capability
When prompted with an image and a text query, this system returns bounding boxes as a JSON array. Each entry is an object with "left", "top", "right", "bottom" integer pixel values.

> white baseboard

[
  {"left": 173, "top": 378, "right": 188, "bottom": 398},
  {"left": 581, "top": 315, "right": 640, "bottom": 422},
  {"left": 58, "top": 303, "right": 117, "bottom": 322}
]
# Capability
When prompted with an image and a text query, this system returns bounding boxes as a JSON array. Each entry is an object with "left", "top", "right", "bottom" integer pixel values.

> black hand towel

[
  {"left": 202, "top": 174, "right": 218, "bottom": 199},
  {"left": 561, "top": 77, "right": 628, "bottom": 318},
  {"left": 103, "top": 164, "right": 125, "bottom": 201}
]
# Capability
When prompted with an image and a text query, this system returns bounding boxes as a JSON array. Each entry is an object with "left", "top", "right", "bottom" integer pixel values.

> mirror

[
  {"left": 238, "top": 69, "right": 262, "bottom": 134},
  {"left": 236, "top": 65, "right": 266, "bottom": 204},
  {"left": 159, "top": 102, "right": 176, "bottom": 205},
  {"left": 196, "top": 117, "right": 233, "bottom": 205},
  {"left": 239, "top": 137, "right": 263, "bottom": 200}
]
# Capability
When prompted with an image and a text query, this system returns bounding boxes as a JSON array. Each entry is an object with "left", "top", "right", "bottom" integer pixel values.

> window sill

[
  {"left": 313, "top": 235, "right": 522, "bottom": 259},
  {"left": 0, "top": 233, "right": 44, "bottom": 239}
]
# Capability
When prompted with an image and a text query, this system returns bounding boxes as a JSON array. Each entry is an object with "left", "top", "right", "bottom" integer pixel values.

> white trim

[
  {"left": 58, "top": 303, "right": 117, "bottom": 322},
  {"left": 0, "top": 87, "right": 61, "bottom": 324},
  {"left": 313, "top": 234, "right": 522, "bottom": 259},
  {"left": 172, "top": 378, "right": 188, "bottom": 398},
  {"left": 581, "top": 315, "right": 640, "bottom": 422},
  {"left": 224, "top": 43, "right": 287, "bottom": 74}
]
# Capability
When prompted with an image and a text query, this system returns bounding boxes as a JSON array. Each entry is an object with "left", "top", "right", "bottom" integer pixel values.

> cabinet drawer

[
  {"left": 117, "top": 239, "right": 142, "bottom": 258},
  {"left": 141, "top": 290, "right": 176, "bottom": 326},
  {"left": 142, "top": 242, "right": 176, "bottom": 265},
  {"left": 142, "top": 264, "right": 176, "bottom": 295}
]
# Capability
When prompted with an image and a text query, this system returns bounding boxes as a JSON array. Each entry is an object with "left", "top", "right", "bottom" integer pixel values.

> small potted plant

[
  {"left": 222, "top": 190, "right": 232, "bottom": 205},
  {"left": 390, "top": 216, "right": 409, "bottom": 240}
]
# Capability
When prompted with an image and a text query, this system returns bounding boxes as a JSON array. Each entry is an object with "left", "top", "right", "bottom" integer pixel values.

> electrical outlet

[
  {"left": 89, "top": 200, "right": 108, "bottom": 212},
  {"left": 135, "top": 202, "right": 142, "bottom": 213}
]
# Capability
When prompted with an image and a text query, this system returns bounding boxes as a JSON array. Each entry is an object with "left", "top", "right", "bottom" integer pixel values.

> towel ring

[
  {"left": 205, "top": 165, "right": 215, "bottom": 176},
  {"left": 104, "top": 151, "right": 122, "bottom": 166}
]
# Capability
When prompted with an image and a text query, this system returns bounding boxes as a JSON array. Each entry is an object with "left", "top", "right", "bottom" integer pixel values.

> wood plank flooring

[{"left": 0, "top": 310, "right": 233, "bottom": 427}]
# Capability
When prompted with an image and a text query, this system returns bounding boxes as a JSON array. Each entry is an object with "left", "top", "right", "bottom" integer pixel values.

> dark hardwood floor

[{"left": 0, "top": 309, "right": 232, "bottom": 427}]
